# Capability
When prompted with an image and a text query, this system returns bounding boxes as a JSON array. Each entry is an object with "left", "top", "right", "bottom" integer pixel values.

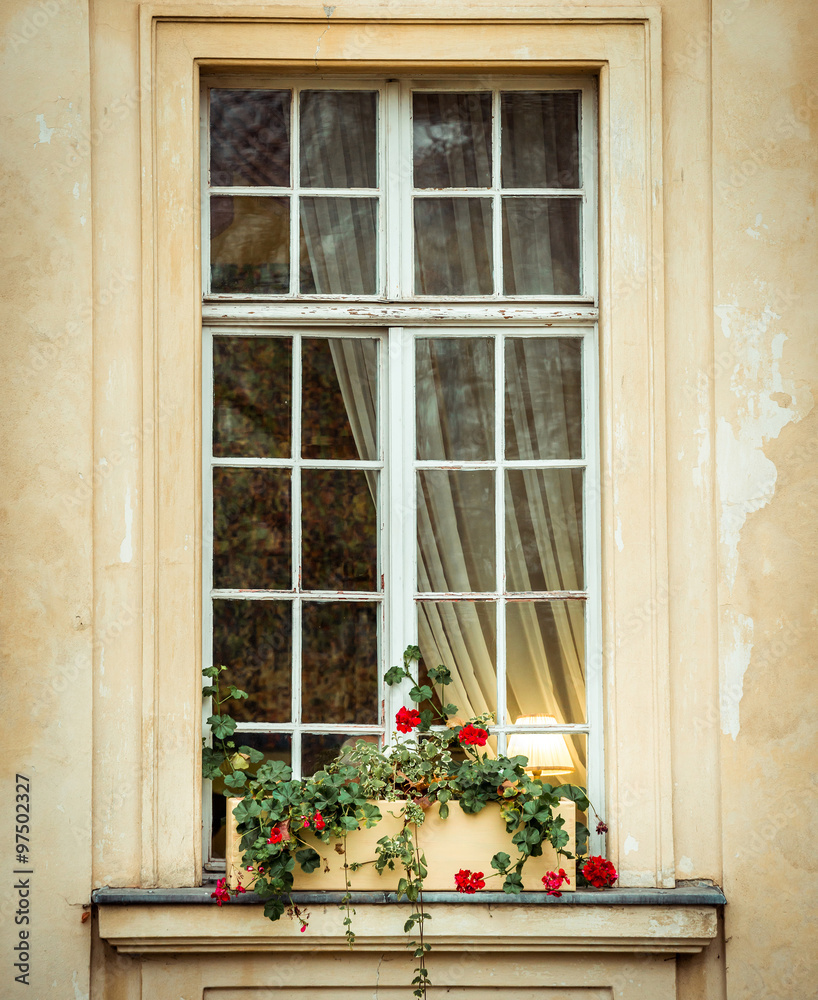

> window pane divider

[
  {"left": 212, "top": 457, "right": 384, "bottom": 469},
  {"left": 414, "top": 459, "right": 586, "bottom": 470},
  {"left": 415, "top": 591, "right": 587, "bottom": 601},
  {"left": 203, "top": 303, "right": 599, "bottom": 323},
  {"left": 234, "top": 724, "right": 385, "bottom": 734},
  {"left": 211, "top": 590, "right": 384, "bottom": 601}
]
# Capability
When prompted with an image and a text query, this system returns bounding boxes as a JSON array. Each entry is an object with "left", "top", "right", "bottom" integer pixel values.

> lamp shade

[{"left": 506, "top": 715, "right": 574, "bottom": 776}]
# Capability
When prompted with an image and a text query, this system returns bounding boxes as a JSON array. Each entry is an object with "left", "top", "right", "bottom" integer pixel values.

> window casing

[{"left": 201, "top": 75, "right": 601, "bottom": 864}]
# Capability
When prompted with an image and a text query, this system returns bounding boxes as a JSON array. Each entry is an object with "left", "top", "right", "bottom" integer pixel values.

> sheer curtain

[{"left": 329, "top": 335, "right": 586, "bottom": 777}]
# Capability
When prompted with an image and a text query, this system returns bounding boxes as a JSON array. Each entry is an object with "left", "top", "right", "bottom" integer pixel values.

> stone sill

[
  {"left": 93, "top": 885, "right": 725, "bottom": 907},
  {"left": 94, "top": 886, "right": 724, "bottom": 956}
]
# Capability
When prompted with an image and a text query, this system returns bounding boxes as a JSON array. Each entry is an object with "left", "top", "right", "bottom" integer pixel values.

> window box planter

[{"left": 226, "top": 796, "right": 576, "bottom": 893}]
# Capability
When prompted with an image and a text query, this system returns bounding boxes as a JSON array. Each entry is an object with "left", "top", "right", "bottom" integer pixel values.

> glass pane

[
  {"left": 299, "top": 197, "right": 378, "bottom": 294},
  {"left": 506, "top": 601, "right": 586, "bottom": 725},
  {"left": 418, "top": 601, "right": 496, "bottom": 719},
  {"left": 301, "top": 602, "right": 379, "bottom": 723},
  {"left": 505, "top": 470, "right": 584, "bottom": 592},
  {"left": 414, "top": 198, "right": 493, "bottom": 296},
  {"left": 301, "top": 470, "right": 377, "bottom": 591},
  {"left": 500, "top": 91, "right": 580, "bottom": 189},
  {"left": 210, "top": 196, "right": 290, "bottom": 294},
  {"left": 302, "top": 733, "right": 379, "bottom": 776},
  {"left": 413, "top": 92, "right": 492, "bottom": 188},
  {"left": 213, "top": 336, "right": 292, "bottom": 458},
  {"left": 502, "top": 197, "right": 581, "bottom": 295},
  {"left": 300, "top": 91, "right": 378, "bottom": 188},
  {"left": 417, "top": 471, "right": 495, "bottom": 593},
  {"left": 505, "top": 337, "right": 582, "bottom": 460},
  {"left": 212, "top": 599, "right": 293, "bottom": 723},
  {"left": 210, "top": 89, "right": 290, "bottom": 188},
  {"left": 213, "top": 468, "right": 291, "bottom": 590},
  {"left": 302, "top": 338, "right": 378, "bottom": 460},
  {"left": 416, "top": 337, "right": 494, "bottom": 461}
]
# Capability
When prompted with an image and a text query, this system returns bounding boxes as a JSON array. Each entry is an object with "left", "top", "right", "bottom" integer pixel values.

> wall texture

[{"left": 0, "top": 0, "right": 815, "bottom": 997}]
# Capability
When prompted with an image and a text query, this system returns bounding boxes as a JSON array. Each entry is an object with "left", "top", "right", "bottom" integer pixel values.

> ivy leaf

[
  {"left": 384, "top": 664, "right": 408, "bottom": 686},
  {"left": 256, "top": 760, "right": 292, "bottom": 784},
  {"left": 207, "top": 714, "right": 237, "bottom": 739},
  {"left": 263, "top": 897, "right": 286, "bottom": 921},
  {"left": 202, "top": 666, "right": 223, "bottom": 678},
  {"left": 427, "top": 665, "right": 452, "bottom": 686},
  {"left": 228, "top": 685, "right": 249, "bottom": 700},
  {"left": 340, "top": 815, "right": 360, "bottom": 831},
  {"left": 403, "top": 645, "right": 421, "bottom": 665},
  {"left": 238, "top": 745, "right": 265, "bottom": 763},
  {"left": 295, "top": 848, "right": 322, "bottom": 873},
  {"left": 502, "top": 872, "right": 524, "bottom": 895},
  {"left": 201, "top": 684, "right": 218, "bottom": 698},
  {"left": 441, "top": 703, "right": 459, "bottom": 717},
  {"left": 551, "top": 784, "right": 590, "bottom": 812},
  {"left": 201, "top": 747, "right": 225, "bottom": 780},
  {"left": 409, "top": 684, "right": 433, "bottom": 703},
  {"left": 223, "top": 770, "right": 247, "bottom": 789},
  {"left": 418, "top": 709, "right": 435, "bottom": 730},
  {"left": 490, "top": 851, "right": 511, "bottom": 871}
]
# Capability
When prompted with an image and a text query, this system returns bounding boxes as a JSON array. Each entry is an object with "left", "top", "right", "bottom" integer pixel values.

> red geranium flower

[
  {"left": 454, "top": 869, "right": 486, "bottom": 894},
  {"left": 542, "top": 868, "right": 570, "bottom": 897},
  {"left": 267, "top": 825, "right": 285, "bottom": 845},
  {"left": 458, "top": 724, "right": 489, "bottom": 747},
  {"left": 313, "top": 811, "right": 326, "bottom": 831},
  {"left": 396, "top": 706, "right": 422, "bottom": 733},
  {"left": 210, "top": 877, "right": 231, "bottom": 906},
  {"left": 582, "top": 856, "right": 617, "bottom": 889}
]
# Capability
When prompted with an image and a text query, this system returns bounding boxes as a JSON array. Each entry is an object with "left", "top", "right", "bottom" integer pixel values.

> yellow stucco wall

[{"left": 0, "top": 0, "right": 815, "bottom": 997}]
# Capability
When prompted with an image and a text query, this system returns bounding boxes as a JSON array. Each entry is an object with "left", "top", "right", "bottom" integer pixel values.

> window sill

[{"left": 93, "top": 885, "right": 724, "bottom": 956}]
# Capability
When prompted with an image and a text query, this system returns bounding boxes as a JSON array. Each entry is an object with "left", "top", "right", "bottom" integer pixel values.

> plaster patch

[
  {"left": 678, "top": 855, "right": 694, "bottom": 875},
  {"left": 35, "top": 113, "right": 54, "bottom": 144},
  {"left": 745, "top": 226, "right": 760, "bottom": 239},
  {"left": 73, "top": 182, "right": 79, "bottom": 199},
  {"left": 614, "top": 516, "right": 624, "bottom": 552},
  {"left": 119, "top": 485, "right": 133, "bottom": 563},
  {"left": 624, "top": 835, "right": 639, "bottom": 855},
  {"left": 719, "top": 607, "right": 753, "bottom": 740}
]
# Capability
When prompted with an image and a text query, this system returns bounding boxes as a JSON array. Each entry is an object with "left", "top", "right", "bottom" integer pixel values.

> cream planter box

[{"left": 226, "top": 798, "right": 576, "bottom": 893}]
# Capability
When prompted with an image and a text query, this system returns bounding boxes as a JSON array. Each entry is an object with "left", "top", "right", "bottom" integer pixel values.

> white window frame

[{"left": 201, "top": 74, "right": 602, "bottom": 867}]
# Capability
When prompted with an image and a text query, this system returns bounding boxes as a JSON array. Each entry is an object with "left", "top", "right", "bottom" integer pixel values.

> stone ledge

[
  {"left": 93, "top": 885, "right": 725, "bottom": 906},
  {"left": 96, "top": 893, "right": 723, "bottom": 955}
]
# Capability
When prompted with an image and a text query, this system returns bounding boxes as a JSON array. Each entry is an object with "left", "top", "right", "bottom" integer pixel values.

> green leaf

[
  {"left": 490, "top": 851, "right": 511, "bottom": 871},
  {"left": 384, "top": 665, "right": 407, "bottom": 686},
  {"left": 403, "top": 645, "right": 421, "bottom": 665},
  {"left": 207, "top": 714, "right": 237, "bottom": 739},
  {"left": 442, "top": 703, "right": 459, "bottom": 717},
  {"left": 238, "top": 745, "right": 265, "bottom": 763},
  {"left": 202, "top": 666, "right": 222, "bottom": 678},
  {"left": 263, "top": 898, "right": 285, "bottom": 921},
  {"left": 201, "top": 747, "right": 225, "bottom": 780},
  {"left": 228, "top": 685, "right": 249, "bottom": 700},
  {"left": 223, "top": 770, "right": 247, "bottom": 789},
  {"left": 201, "top": 684, "right": 218, "bottom": 698},
  {"left": 551, "top": 784, "right": 590, "bottom": 812},
  {"left": 503, "top": 872, "right": 524, "bottom": 894},
  {"left": 438, "top": 802, "right": 449, "bottom": 820},
  {"left": 419, "top": 709, "right": 434, "bottom": 730},
  {"left": 427, "top": 664, "right": 453, "bottom": 686},
  {"left": 295, "top": 848, "right": 322, "bottom": 873},
  {"left": 409, "top": 684, "right": 433, "bottom": 703}
]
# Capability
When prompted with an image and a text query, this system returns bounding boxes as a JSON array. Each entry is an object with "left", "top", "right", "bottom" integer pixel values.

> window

[{"left": 202, "top": 76, "right": 600, "bottom": 861}]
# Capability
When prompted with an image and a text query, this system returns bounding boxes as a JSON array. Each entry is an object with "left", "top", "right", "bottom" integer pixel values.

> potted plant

[{"left": 203, "top": 647, "right": 616, "bottom": 998}]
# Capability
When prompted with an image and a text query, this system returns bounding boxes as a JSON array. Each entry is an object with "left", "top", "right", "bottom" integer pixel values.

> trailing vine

[{"left": 204, "top": 647, "right": 615, "bottom": 999}]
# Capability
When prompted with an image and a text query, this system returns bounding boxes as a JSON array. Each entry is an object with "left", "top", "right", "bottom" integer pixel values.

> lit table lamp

[{"left": 506, "top": 715, "right": 574, "bottom": 779}]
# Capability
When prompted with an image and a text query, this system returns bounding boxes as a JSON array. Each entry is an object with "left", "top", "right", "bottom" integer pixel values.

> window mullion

[
  {"left": 290, "top": 88, "right": 300, "bottom": 297},
  {"left": 495, "top": 331, "right": 506, "bottom": 751},
  {"left": 492, "top": 89, "right": 502, "bottom": 299},
  {"left": 292, "top": 331, "right": 303, "bottom": 775}
]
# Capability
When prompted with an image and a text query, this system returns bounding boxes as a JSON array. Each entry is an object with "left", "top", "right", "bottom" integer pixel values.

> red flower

[
  {"left": 454, "top": 869, "right": 486, "bottom": 894},
  {"left": 582, "top": 856, "right": 618, "bottom": 889},
  {"left": 267, "top": 826, "right": 285, "bottom": 845},
  {"left": 313, "top": 811, "right": 326, "bottom": 831},
  {"left": 595, "top": 820, "right": 608, "bottom": 834},
  {"left": 396, "top": 707, "right": 422, "bottom": 733},
  {"left": 458, "top": 724, "right": 489, "bottom": 747},
  {"left": 210, "top": 877, "right": 231, "bottom": 906},
  {"left": 542, "top": 868, "right": 570, "bottom": 897},
  {"left": 235, "top": 883, "right": 247, "bottom": 895}
]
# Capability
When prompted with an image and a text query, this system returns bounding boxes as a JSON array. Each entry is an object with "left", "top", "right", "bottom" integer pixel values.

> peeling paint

[
  {"left": 678, "top": 855, "right": 694, "bottom": 875},
  {"left": 624, "top": 835, "right": 639, "bottom": 855},
  {"left": 35, "top": 113, "right": 54, "bottom": 144},
  {"left": 719, "top": 607, "right": 753, "bottom": 740},
  {"left": 614, "top": 516, "right": 624, "bottom": 552}
]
